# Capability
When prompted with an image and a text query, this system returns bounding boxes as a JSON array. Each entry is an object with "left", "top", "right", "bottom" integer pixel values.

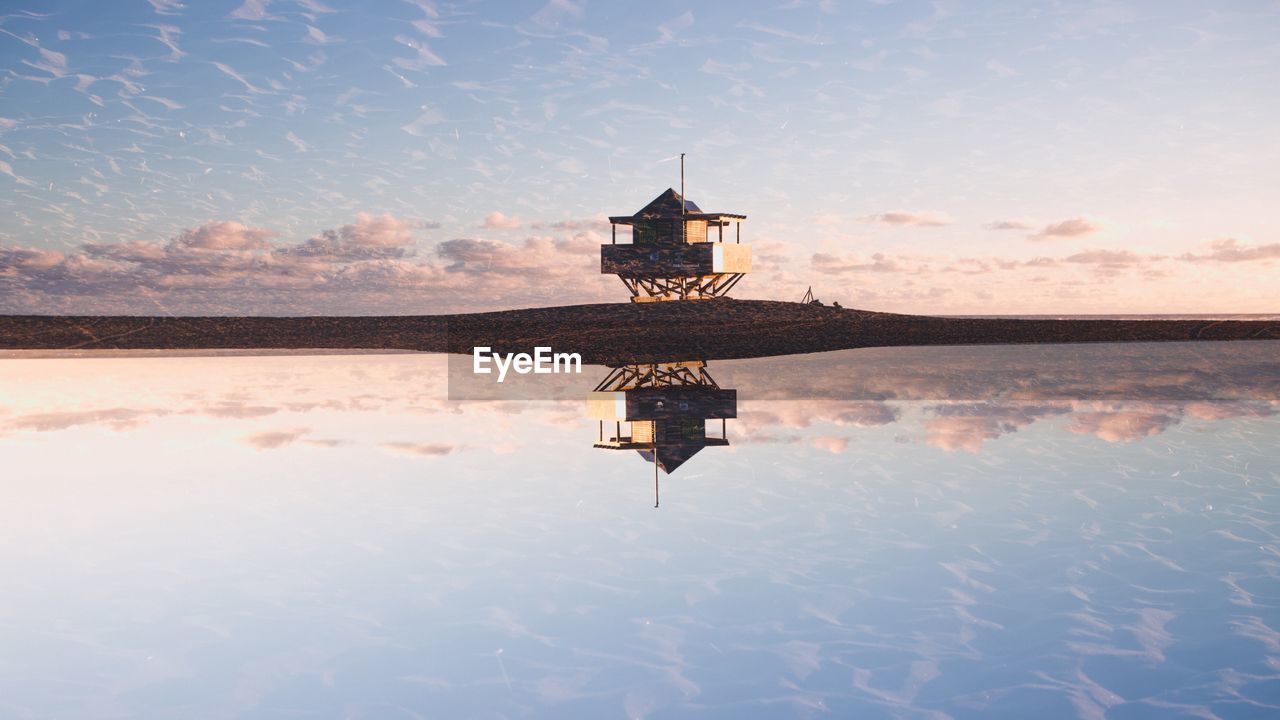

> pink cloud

[
  {"left": 245, "top": 427, "right": 310, "bottom": 449},
  {"left": 867, "top": 211, "right": 951, "bottom": 227},
  {"left": 735, "top": 401, "right": 900, "bottom": 437},
  {"left": 1068, "top": 407, "right": 1178, "bottom": 443},
  {"left": 438, "top": 232, "right": 604, "bottom": 274},
  {"left": 812, "top": 252, "right": 917, "bottom": 274},
  {"left": 0, "top": 215, "right": 617, "bottom": 315},
  {"left": 1182, "top": 402, "right": 1274, "bottom": 421},
  {"left": 381, "top": 441, "right": 456, "bottom": 456},
  {"left": 924, "top": 416, "right": 1001, "bottom": 453},
  {"left": 530, "top": 217, "right": 611, "bottom": 232},
  {"left": 942, "top": 257, "right": 1024, "bottom": 274},
  {"left": 1178, "top": 238, "right": 1280, "bottom": 263},
  {"left": 283, "top": 212, "right": 418, "bottom": 260},
  {"left": 811, "top": 436, "right": 850, "bottom": 453},
  {"left": 924, "top": 403, "right": 1069, "bottom": 452},
  {"left": 985, "top": 220, "right": 1034, "bottom": 230},
  {"left": 1029, "top": 217, "right": 1099, "bottom": 241},
  {"left": 1064, "top": 249, "right": 1165, "bottom": 267},
  {"left": 173, "top": 220, "right": 278, "bottom": 251},
  {"left": 482, "top": 211, "right": 522, "bottom": 230},
  {"left": 5, "top": 407, "right": 167, "bottom": 432},
  {"left": 0, "top": 247, "right": 66, "bottom": 271}
]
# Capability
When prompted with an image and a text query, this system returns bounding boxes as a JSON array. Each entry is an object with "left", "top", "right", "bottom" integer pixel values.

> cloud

[
  {"left": 437, "top": 232, "right": 603, "bottom": 275},
  {"left": 1029, "top": 218, "right": 1099, "bottom": 241},
  {"left": 482, "top": 211, "right": 522, "bottom": 230},
  {"left": 834, "top": 402, "right": 900, "bottom": 427},
  {"left": 529, "top": 217, "right": 611, "bottom": 232},
  {"left": 203, "top": 402, "right": 278, "bottom": 418},
  {"left": 924, "top": 403, "right": 1069, "bottom": 452},
  {"left": 985, "top": 220, "right": 1034, "bottom": 231},
  {"left": 212, "top": 61, "right": 264, "bottom": 94},
  {"left": 867, "top": 212, "right": 951, "bottom": 227},
  {"left": 942, "top": 257, "right": 1024, "bottom": 274},
  {"left": 1178, "top": 238, "right": 1280, "bottom": 263},
  {"left": 285, "top": 131, "right": 309, "bottom": 152},
  {"left": 812, "top": 252, "right": 917, "bottom": 275},
  {"left": 811, "top": 436, "right": 849, "bottom": 454},
  {"left": 245, "top": 427, "right": 310, "bottom": 449},
  {"left": 0, "top": 247, "right": 66, "bottom": 272},
  {"left": 148, "top": 0, "right": 186, "bottom": 14},
  {"left": 924, "top": 416, "right": 1001, "bottom": 453},
  {"left": 656, "top": 11, "right": 694, "bottom": 42},
  {"left": 173, "top": 220, "right": 277, "bottom": 251},
  {"left": 1068, "top": 407, "right": 1178, "bottom": 443},
  {"left": 305, "top": 25, "right": 331, "bottom": 44},
  {"left": 985, "top": 59, "right": 1017, "bottom": 77},
  {"left": 0, "top": 214, "right": 615, "bottom": 315},
  {"left": 230, "top": 0, "right": 273, "bottom": 20},
  {"left": 401, "top": 107, "right": 445, "bottom": 136},
  {"left": 5, "top": 408, "right": 166, "bottom": 432},
  {"left": 393, "top": 37, "right": 447, "bottom": 70},
  {"left": 1064, "top": 249, "right": 1164, "bottom": 267},
  {"left": 380, "top": 441, "right": 456, "bottom": 456},
  {"left": 1023, "top": 256, "right": 1060, "bottom": 268},
  {"left": 935, "top": 248, "right": 1167, "bottom": 276},
  {"left": 734, "top": 401, "right": 900, "bottom": 439},
  {"left": 1183, "top": 402, "right": 1274, "bottom": 421},
  {"left": 281, "top": 212, "right": 417, "bottom": 260}
]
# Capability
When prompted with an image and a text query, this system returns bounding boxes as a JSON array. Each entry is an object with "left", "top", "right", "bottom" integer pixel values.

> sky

[{"left": 0, "top": 0, "right": 1277, "bottom": 315}]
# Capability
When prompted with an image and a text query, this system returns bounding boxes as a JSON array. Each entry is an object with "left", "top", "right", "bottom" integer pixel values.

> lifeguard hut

[
  {"left": 602, "top": 187, "right": 750, "bottom": 301},
  {"left": 587, "top": 361, "right": 736, "bottom": 506}
]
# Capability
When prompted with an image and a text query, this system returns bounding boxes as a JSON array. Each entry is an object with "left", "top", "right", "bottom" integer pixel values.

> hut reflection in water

[{"left": 587, "top": 360, "right": 736, "bottom": 506}]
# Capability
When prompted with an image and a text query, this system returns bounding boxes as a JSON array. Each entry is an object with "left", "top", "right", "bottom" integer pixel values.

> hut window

[
  {"left": 684, "top": 220, "right": 707, "bottom": 244},
  {"left": 633, "top": 224, "right": 656, "bottom": 245},
  {"left": 632, "top": 421, "right": 654, "bottom": 443}
]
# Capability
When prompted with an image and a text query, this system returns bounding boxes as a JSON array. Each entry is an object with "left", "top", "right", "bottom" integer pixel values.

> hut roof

[
  {"left": 636, "top": 188, "right": 701, "bottom": 217},
  {"left": 637, "top": 444, "right": 703, "bottom": 473},
  {"left": 608, "top": 188, "right": 746, "bottom": 225}
]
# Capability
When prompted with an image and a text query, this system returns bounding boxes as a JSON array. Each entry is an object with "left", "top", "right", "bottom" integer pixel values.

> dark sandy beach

[{"left": 2, "top": 301, "right": 1276, "bottom": 364}]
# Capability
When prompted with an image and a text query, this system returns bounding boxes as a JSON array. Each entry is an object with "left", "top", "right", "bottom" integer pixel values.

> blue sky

[{"left": 1, "top": 0, "right": 1277, "bottom": 314}]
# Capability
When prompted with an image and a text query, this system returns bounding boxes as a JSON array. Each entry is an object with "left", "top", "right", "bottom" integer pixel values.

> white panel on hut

[
  {"left": 586, "top": 391, "right": 627, "bottom": 420},
  {"left": 712, "top": 243, "right": 751, "bottom": 273}
]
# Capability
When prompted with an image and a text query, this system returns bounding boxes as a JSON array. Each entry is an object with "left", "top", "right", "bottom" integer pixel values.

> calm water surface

[{"left": 1, "top": 342, "right": 1278, "bottom": 719}]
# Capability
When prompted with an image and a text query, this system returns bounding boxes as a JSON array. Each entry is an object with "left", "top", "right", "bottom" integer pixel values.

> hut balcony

[
  {"left": 587, "top": 386, "right": 737, "bottom": 422},
  {"left": 600, "top": 242, "right": 751, "bottom": 278},
  {"left": 591, "top": 417, "right": 730, "bottom": 450}
]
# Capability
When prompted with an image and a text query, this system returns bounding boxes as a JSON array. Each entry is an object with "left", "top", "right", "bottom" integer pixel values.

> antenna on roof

[{"left": 680, "top": 152, "right": 686, "bottom": 217}]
